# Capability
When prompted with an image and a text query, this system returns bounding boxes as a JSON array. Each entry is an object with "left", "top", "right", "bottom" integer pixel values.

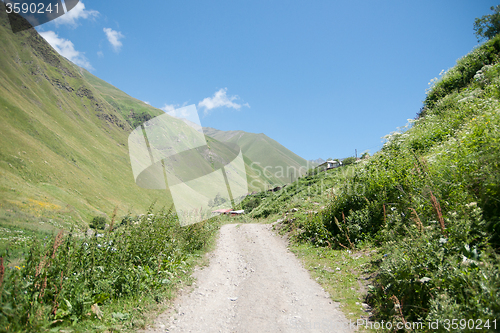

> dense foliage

[
  {"left": 322, "top": 36, "right": 500, "bottom": 327},
  {"left": 89, "top": 216, "right": 107, "bottom": 230},
  {"left": 0, "top": 208, "right": 219, "bottom": 331},
  {"left": 421, "top": 36, "right": 500, "bottom": 112},
  {"left": 341, "top": 156, "right": 357, "bottom": 165},
  {"left": 243, "top": 34, "right": 500, "bottom": 330},
  {"left": 474, "top": 5, "right": 500, "bottom": 42}
]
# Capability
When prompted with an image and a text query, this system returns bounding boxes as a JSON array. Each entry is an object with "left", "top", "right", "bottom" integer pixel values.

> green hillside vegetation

[
  {"left": 243, "top": 35, "right": 500, "bottom": 328},
  {"left": 79, "top": 68, "right": 164, "bottom": 129},
  {"left": 0, "top": 206, "right": 221, "bottom": 332},
  {"left": 203, "top": 127, "right": 310, "bottom": 185},
  {"left": 0, "top": 7, "right": 307, "bottom": 255},
  {"left": 0, "top": 7, "right": 179, "bottom": 230}
]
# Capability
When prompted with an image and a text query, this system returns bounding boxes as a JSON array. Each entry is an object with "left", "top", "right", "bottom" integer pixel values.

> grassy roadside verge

[
  {"left": 288, "top": 243, "right": 377, "bottom": 329},
  {"left": 67, "top": 227, "right": 220, "bottom": 333},
  {"left": 269, "top": 215, "right": 380, "bottom": 332},
  {"left": 0, "top": 207, "right": 222, "bottom": 332}
]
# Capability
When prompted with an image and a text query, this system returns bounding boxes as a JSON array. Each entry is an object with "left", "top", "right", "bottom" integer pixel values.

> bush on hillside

[
  {"left": 421, "top": 35, "right": 500, "bottom": 113},
  {"left": 89, "top": 216, "right": 107, "bottom": 230},
  {"left": 341, "top": 156, "right": 356, "bottom": 165},
  {"left": 241, "top": 196, "right": 261, "bottom": 213}
]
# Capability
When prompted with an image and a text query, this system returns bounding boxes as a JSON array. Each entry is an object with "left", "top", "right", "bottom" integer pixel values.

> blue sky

[{"left": 34, "top": 0, "right": 497, "bottom": 160}]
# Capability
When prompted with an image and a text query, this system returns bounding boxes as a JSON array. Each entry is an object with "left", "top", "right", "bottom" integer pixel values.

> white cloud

[
  {"left": 168, "top": 108, "right": 189, "bottom": 119},
  {"left": 163, "top": 103, "right": 197, "bottom": 120},
  {"left": 39, "top": 30, "right": 93, "bottom": 70},
  {"left": 53, "top": 2, "right": 98, "bottom": 27},
  {"left": 163, "top": 104, "right": 202, "bottom": 130},
  {"left": 161, "top": 103, "right": 178, "bottom": 113},
  {"left": 144, "top": 101, "right": 150, "bottom": 105},
  {"left": 103, "top": 28, "right": 124, "bottom": 52},
  {"left": 97, "top": 51, "right": 104, "bottom": 58},
  {"left": 198, "top": 88, "right": 249, "bottom": 115},
  {"left": 161, "top": 102, "right": 189, "bottom": 114}
]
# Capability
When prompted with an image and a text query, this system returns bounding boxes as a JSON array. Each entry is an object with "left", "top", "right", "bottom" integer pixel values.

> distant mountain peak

[{"left": 309, "top": 158, "right": 325, "bottom": 166}]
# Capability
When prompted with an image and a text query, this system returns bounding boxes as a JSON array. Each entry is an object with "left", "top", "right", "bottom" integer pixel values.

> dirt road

[{"left": 144, "top": 223, "right": 354, "bottom": 332}]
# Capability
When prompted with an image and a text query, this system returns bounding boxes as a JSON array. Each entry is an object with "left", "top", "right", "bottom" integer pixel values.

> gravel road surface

[{"left": 143, "top": 223, "right": 354, "bottom": 333}]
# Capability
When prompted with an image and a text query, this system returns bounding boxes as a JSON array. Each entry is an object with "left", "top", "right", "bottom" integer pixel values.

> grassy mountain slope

[
  {"left": 80, "top": 70, "right": 288, "bottom": 192},
  {"left": 0, "top": 10, "right": 177, "bottom": 237},
  {"left": 203, "top": 127, "right": 309, "bottom": 184},
  {"left": 79, "top": 68, "right": 164, "bottom": 129},
  {"left": 0, "top": 9, "right": 308, "bottom": 244},
  {"left": 242, "top": 35, "right": 500, "bottom": 326}
]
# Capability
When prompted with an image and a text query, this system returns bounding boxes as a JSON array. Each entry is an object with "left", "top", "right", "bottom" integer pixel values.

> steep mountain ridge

[{"left": 0, "top": 8, "right": 174, "bottom": 231}]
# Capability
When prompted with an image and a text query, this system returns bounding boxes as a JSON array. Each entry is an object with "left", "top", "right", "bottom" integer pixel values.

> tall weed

[
  {"left": 0, "top": 208, "right": 219, "bottom": 331},
  {"left": 288, "top": 34, "right": 500, "bottom": 327}
]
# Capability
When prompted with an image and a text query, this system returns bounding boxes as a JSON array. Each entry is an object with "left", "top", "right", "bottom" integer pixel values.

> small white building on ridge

[{"left": 317, "top": 160, "right": 342, "bottom": 171}]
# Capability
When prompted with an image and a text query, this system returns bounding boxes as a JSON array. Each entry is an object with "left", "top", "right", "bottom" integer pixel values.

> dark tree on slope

[{"left": 474, "top": 5, "right": 500, "bottom": 42}]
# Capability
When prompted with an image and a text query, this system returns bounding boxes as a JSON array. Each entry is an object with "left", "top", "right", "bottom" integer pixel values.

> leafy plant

[
  {"left": 89, "top": 216, "right": 107, "bottom": 230},
  {"left": 0, "top": 207, "right": 220, "bottom": 331},
  {"left": 474, "top": 5, "right": 500, "bottom": 42},
  {"left": 342, "top": 156, "right": 356, "bottom": 165}
]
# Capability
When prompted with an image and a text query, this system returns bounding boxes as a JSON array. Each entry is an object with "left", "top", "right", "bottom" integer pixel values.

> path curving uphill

[{"left": 144, "top": 223, "right": 354, "bottom": 333}]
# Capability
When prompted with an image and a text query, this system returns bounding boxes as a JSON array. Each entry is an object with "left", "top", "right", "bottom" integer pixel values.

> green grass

[
  {"left": 0, "top": 9, "right": 301, "bottom": 241},
  {"left": 0, "top": 206, "right": 222, "bottom": 332},
  {"left": 238, "top": 164, "right": 356, "bottom": 223},
  {"left": 240, "top": 35, "right": 500, "bottom": 331},
  {"left": 288, "top": 243, "right": 378, "bottom": 331},
  {"left": 0, "top": 12, "right": 173, "bottom": 226},
  {"left": 203, "top": 127, "right": 310, "bottom": 184},
  {"left": 79, "top": 67, "right": 163, "bottom": 127}
]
